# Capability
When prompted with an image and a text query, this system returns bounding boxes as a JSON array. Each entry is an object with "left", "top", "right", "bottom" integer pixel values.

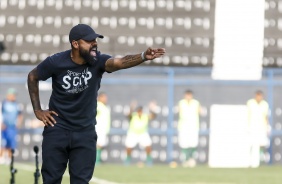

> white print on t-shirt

[{"left": 61, "top": 68, "right": 92, "bottom": 94}]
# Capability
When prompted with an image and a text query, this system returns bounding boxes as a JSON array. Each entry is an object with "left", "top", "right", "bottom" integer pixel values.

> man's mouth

[{"left": 90, "top": 47, "right": 97, "bottom": 57}]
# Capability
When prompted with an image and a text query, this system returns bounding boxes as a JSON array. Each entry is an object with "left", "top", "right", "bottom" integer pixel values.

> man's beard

[{"left": 79, "top": 47, "right": 98, "bottom": 66}]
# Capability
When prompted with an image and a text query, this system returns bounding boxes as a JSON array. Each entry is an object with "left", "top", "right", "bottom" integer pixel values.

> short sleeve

[
  {"left": 37, "top": 56, "right": 55, "bottom": 81},
  {"left": 263, "top": 101, "right": 269, "bottom": 115},
  {"left": 99, "top": 54, "right": 112, "bottom": 73},
  {"left": 246, "top": 99, "right": 251, "bottom": 107},
  {"left": 17, "top": 103, "right": 23, "bottom": 115},
  {"left": 1, "top": 101, "right": 4, "bottom": 113}
]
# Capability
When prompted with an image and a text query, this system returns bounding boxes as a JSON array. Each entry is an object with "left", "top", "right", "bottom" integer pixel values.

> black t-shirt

[{"left": 37, "top": 50, "right": 111, "bottom": 130}]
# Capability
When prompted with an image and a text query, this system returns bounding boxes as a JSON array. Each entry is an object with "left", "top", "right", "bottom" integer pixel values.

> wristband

[{"left": 141, "top": 52, "right": 146, "bottom": 61}]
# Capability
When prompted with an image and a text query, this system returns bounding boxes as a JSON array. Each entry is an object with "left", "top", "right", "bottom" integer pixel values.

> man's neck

[{"left": 71, "top": 50, "right": 85, "bottom": 65}]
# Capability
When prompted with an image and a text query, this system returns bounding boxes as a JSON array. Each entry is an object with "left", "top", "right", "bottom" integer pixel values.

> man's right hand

[{"left": 34, "top": 110, "right": 58, "bottom": 127}]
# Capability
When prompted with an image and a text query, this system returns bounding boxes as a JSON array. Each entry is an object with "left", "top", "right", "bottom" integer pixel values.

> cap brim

[{"left": 82, "top": 33, "right": 104, "bottom": 41}]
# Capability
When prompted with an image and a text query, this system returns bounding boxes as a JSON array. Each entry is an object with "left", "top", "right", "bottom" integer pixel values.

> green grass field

[{"left": 1, "top": 163, "right": 282, "bottom": 184}]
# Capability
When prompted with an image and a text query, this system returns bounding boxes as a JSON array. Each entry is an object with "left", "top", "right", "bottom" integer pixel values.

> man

[
  {"left": 0, "top": 88, "right": 23, "bottom": 164},
  {"left": 177, "top": 90, "right": 201, "bottom": 167},
  {"left": 95, "top": 92, "right": 111, "bottom": 165},
  {"left": 124, "top": 101, "right": 157, "bottom": 166},
  {"left": 27, "top": 24, "right": 165, "bottom": 184},
  {"left": 247, "top": 90, "right": 269, "bottom": 168}
]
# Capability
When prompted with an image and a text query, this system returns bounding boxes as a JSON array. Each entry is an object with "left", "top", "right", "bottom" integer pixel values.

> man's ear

[{"left": 71, "top": 40, "right": 79, "bottom": 49}]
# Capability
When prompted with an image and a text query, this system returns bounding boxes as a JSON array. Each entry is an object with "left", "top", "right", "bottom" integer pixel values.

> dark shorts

[{"left": 41, "top": 125, "right": 97, "bottom": 184}]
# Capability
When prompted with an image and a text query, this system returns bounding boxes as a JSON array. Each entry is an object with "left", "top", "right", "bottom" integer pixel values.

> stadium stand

[
  {"left": 264, "top": 0, "right": 282, "bottom": 67},
  {"left": 0, "top": 0, "right": 215, "bottom": 66},
  {"left": 261, "top": 6, "right": 282, "bottom": 161}
]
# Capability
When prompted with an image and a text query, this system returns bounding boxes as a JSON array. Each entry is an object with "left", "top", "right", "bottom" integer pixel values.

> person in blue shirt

[
  {"left": 27, "top": 24, "right": 165, "bottom": 184},
  {"left": 0, "top": 88, "right": 23, "bottom": 164}
]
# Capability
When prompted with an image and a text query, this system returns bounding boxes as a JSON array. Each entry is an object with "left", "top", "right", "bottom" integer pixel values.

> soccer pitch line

[
  {"left": 16, "top": 163, "right": 122, "bottom": 184},
  {"left": 90, "top": 176, "right": 122, "bottom": 184}
]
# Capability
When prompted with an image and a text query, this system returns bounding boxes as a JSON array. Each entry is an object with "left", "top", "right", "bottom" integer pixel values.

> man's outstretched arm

[
  {"left": 105, "top": 47, "right": 166, "bottom": 72},
  {"left": 27, "top": 68, "right": 58, "bottom": 126}
]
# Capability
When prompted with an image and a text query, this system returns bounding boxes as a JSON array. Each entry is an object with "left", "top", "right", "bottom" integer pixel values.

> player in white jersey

[
  {"left": 178, "top": 90, "right": 201, "bottom": 167},
  {"left": 247, "top": 90, "right": 270, "bottom": 168},
  {"left": 124, "top": 101, "right": 157, "bottom": 166},
  {"left": 95, "top": 92, "right": 111, "bottom": 164}
]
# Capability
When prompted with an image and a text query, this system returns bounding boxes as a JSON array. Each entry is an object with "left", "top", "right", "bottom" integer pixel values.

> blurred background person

[
  {"left": 247, "top": 90, "right": 270, "bottom": 168},
  {"left": 124, "top": 101, "right": 157, "bottom": 166},
  {"left": 0, "top": 88, "right": 23, "bottom": 164},
  {"left": 177, "top": 90, "right": 201, "bottom": 167},
  {"left": 95, "top": 92, "right": 111, "bottom": 165}
]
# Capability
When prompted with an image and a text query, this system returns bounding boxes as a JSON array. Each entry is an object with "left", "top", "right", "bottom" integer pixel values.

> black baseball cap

[{"left": 69, "top": 24, "right": 104, "bottom": 43}]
